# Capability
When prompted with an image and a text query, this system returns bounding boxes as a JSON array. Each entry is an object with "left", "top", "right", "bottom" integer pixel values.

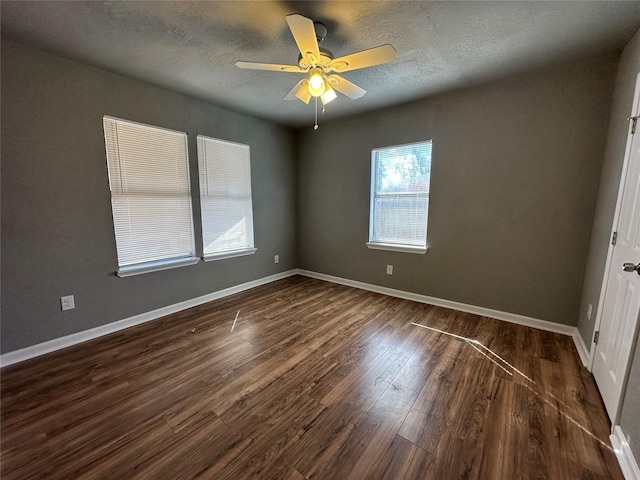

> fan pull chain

[{"left": 314, "top": 97, "right": 318, "bottom": 130}]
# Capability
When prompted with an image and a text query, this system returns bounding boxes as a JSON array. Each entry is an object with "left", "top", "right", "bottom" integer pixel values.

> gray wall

[
  {"left": 1, "top": 40, "right": 297, "bottom": 353},
  {"left": 296, "top": 55, "right": 617, "bottom": 326}
]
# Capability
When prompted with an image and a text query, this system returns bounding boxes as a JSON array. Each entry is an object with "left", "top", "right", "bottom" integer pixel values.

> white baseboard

[
  {"left": 572, "top": 329, "right": 591, "bottom": 367},
  {"left": 612, "top": 425, "right": 640, "bottom": 480},
  {"left": 0, "top": 270, "right": 297, "bottom": 368},
  {"left": 297, "top": 269, "right": 579, "bottom": 338},
  {"left": 1, "top": 268, "right": 585, "bottom": 368}
]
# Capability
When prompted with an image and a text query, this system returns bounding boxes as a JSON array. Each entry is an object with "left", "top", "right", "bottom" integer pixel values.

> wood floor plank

[
  {"left": 0, "top": 275, "right": 623, "bottom": 479},
  {"left": 476, "top": 378, "right": 530, "bottom": 479},
  {"left": 366, "top": 434, "right": 433, "bottom": 480},
  {"left": 423, "top": 348, "right": 498, "bottom": 479},
  {"left": 396, "top": 337, "right": 466, "bottom": 451},
  {"left": 316, "top": 382, "right": 420, "bottom": 479},
  {"left": 214, "top": 395, "right": 326, "bottom": 480}
]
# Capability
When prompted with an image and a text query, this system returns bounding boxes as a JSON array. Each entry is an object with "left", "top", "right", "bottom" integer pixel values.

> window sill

[
  {"left": 117, "top": 256, "right": 200, "bottom": 277},
  {"left": 203, "top": 248, "right": 257, "bottom": 262},
  {"left": 366, "top": 242, "right": 428, "bottom": 254}
]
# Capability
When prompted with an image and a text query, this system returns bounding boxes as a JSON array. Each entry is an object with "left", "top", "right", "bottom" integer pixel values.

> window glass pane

[
  {"left": 369, "top": 141, "right": 432, "bottom": 248},
  {"left": 201, "top": 198, "right": 252, "bottom": 252},
  {"left": 374, "top": 143, "right": 431, "bottom": 194},
  {"left": 197, "top": 136, "right": 255, "bottom": 257},
  {"left": 103, "top": 117, "right": 195, "bottom": 270},
  {"left": 372, "top": 196, "right": 429, "bottom": 246},
  {"left": 112, "top": 195, "right": 195, "bottom": 266}
]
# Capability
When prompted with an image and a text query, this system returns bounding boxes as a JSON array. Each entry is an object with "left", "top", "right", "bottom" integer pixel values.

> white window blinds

[
  {"left": 103, "top": 117, "right": 196, "bottom": 274},
  {"left": 369, "top": 141, "right": 432, "bottom": 251},
  {"left": 197, "top": 135, "right": 256, "bottom": 260}
]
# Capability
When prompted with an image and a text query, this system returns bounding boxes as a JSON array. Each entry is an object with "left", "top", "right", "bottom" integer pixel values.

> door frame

[{"left": 588, "top": 72, "right": 640, "bottom": 425}]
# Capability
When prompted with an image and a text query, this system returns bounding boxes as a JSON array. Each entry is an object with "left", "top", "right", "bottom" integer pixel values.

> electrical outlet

[
  {"left": 61, "top": 295, "right": 75, "bottom": 311},
  {"left": 386, "top": 265, "right": 393, "bottom": 275},
  {"left": 274, "top": 254, "right": 279, "bottom": 264},
  {"left": 587, "top": 303, "right": 593, "bottom": 320}
]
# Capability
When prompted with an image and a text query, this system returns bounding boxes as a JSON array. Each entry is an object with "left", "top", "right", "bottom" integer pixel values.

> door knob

[{"left": 622, "top": 262, "right": 640, "bottom": 274}]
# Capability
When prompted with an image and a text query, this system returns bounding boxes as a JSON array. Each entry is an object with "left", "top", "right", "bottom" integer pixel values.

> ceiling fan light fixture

[
  {"left": 236, "top": 13, "right": 396, "bottom": 128},
  {"left": 321, "top": 86, "right": 337, "bottom": 105},
  {"left": 307, "top": 68, "right": 326, "bottom": 97},
  {"left": 294, "top": 79, "right": 312, "bottom": 104}
]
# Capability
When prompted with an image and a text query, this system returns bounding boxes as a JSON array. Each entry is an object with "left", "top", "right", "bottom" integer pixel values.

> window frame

[
  {"left": 366, "top": 140, "right": 432, "bottom": 254},
  {"left": 103, "top": 116, "right": 198, "bottom": 277}
]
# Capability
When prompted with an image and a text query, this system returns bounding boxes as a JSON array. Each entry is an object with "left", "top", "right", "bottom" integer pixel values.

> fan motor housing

[
  {"left": 313, "top": 22, "right": 328, "bottom": 42},
  {"left": 298, "top": 47, "right": 334, "bottom": 71}
]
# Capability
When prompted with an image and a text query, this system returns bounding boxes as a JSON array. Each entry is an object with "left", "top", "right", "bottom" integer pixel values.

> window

[
  {"left": 103, "top": 117, "right": 197, "bottom": 277},
  {"left": 197, "top": 135, "right": 256, "bottom": 261},
  {"left": 367, "top": 141, "right": 432, "bottom": 254}
]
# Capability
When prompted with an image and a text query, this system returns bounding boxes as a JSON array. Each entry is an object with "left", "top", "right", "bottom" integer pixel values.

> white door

[{"left": 592, "top": 78, "right": 640, "bottom": 422}]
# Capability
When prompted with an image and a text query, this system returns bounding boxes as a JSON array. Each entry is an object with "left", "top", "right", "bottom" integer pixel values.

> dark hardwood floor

[{"left": 1, "top": 275, "right": 623, "bottom": 479}]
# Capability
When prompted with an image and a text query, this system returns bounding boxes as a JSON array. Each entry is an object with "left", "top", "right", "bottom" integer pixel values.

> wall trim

[
  {"left": 611, "top": 425, "right": 640, "bottom": 480},
  {"left": 0, "top": 270, "right": 298, "bottom": 368},
  {"left": 297, "top": 269, "right": 578, "bottom": 338},
  {"left": 573, "top": 329, "right": 591, "bottom": 367},
  {"left": 1, "top": 268, "right": 586, "bottom": 368}
]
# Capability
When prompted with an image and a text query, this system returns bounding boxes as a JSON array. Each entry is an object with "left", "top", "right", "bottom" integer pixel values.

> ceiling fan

[{"left": 235, "top": 14, "right": 396, "bottom": 126}]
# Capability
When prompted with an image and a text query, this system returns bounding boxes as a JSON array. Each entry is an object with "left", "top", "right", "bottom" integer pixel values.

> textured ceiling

[{"left": 3, "top": 1, "right": 640, "bottom": 128}]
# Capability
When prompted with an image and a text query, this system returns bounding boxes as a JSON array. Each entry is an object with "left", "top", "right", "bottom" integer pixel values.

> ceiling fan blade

[
  {"left": 283, "top": 79, "right": 311, "bottom": 104},
  {"left": 235, "top": 61, "right": 303, "bottom": 73},
  {"left": 330, "top": 44, "right": 396, "bottom": 73},
  {"left": 285, "top": 14, "right": 321, "bottom": 66},
  {"left": 327, "top": 75, "right": 366, "bottom": 99}
]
